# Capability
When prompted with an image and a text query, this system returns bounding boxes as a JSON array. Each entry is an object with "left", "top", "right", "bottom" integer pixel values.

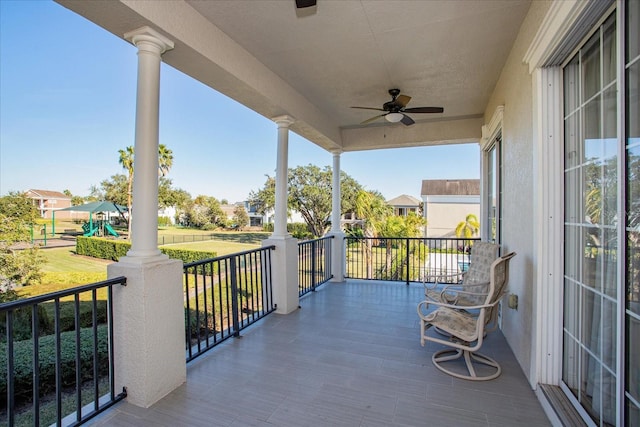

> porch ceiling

[{"left": 56, "top": 0, "right": 531, "bottom": 152}]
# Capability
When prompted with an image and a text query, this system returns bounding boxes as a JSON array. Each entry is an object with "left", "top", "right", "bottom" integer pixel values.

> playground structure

[
  {"left": 81, "top": 219, "right": 120, "bottom": 237},
  {"left": 54, "top": 201, "right": 128, "bottom": 238}
]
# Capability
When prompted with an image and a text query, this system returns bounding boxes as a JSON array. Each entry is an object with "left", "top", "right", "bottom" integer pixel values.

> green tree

[
  {"left": 87, "top": 185, "right": 103, "bottom": 202},
  {"left": 158, "top": 143, "right": 173, "bottom": 177},
  {"left": 158, "top": 177, "right": 191, "bottom": 209},
  {"left": 377, "top": 212, "right": 427, "bottom": 279},
  {"left": 232, "top": 205, "right": 250, "bottom": 231},
  {"left": 100, "top": 174, "right": 129, "bottom": 207},
  {"left": 248, "top": 175, "right": 276, "bottom": 217},
  {"left": 118, "top": 146, "right": 135, "bottom": 235},
  {"left": 71, "top": 195, "right": 85, "bottom": 206},
  {"left": 181, "top": 196, "right": 225, "bottom": 229},
  {"left": 354, "top": 190, "right": 393, "bottom": 278},
  {"left": 0, "top": 192, "right": 44, "bottom": 300},
  {"left": 248, "top": 165, "right": 363, "bottom": 237},
  {"left": 455, "top": 214, "right": 480, "bottom": 238},
  {"left": 118, "top": 144, "right": 174, "bottom": 235}
]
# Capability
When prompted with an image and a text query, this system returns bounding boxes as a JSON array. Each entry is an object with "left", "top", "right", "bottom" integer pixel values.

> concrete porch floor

[{"left": 88, "top": 280, "right": 550, "bottom": 426}]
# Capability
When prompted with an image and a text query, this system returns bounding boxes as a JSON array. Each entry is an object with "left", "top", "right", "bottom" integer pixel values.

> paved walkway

[{"left": 11, "top": 238, "right": 77, "bottom": 250}]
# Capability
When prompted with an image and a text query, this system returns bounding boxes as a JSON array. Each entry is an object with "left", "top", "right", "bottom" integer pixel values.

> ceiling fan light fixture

[{"left": 385, "top": 112, "right": 404, "bottom": 123}]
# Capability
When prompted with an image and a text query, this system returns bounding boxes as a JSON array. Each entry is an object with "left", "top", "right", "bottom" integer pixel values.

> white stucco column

[
  {"left": 328, "top": 150, "right": 345, "bottom": 282},
  {"left": 272, "top": 115, "right": 294, "bottom": 237},
  {"left": 330, "top": 150, "right": 342, "bottom": 233},
  {"left": 263, "top": 115, "right": 299, "bottom": 314},
  {"left": 107, "top": 27, "right": 185, "bottom": 409},
  {"left": 124, "top": 26, "right": 173, "bottom": 261}
]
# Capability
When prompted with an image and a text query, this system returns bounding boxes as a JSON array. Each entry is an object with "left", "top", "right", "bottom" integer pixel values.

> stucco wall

[
  {"left": 425, "top": 203, "right": 480, "bottom": 238},
  {"left": 483, "top": 0, "right": 552, "bottom": 384}
]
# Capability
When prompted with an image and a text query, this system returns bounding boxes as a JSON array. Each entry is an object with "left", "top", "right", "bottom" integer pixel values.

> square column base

[
  {"left": 108, "top": 258, "right": 186, "bottom": 408},
  {"left": 327, "top": 231, "right": 345, "bottom": 282},
  {"left": 263, "top": 236, "right": 299, "bottom": 314}
]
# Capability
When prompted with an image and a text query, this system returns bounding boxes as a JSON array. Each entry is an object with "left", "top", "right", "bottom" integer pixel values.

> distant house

[
  {"left": 387, "top": 194, "right": 421, "bottom": 217},
  {"left": 244, "top": 201, "right": 265, "bottom": 228},
  {"left": 158, "top": 206, "right": 177, "bottom": 224},
  {"left": 421, "top": 179, "right": 480, "bottom": 238},
  {"left": 25, "top": 189, "right": 72, "bottom": 219}
]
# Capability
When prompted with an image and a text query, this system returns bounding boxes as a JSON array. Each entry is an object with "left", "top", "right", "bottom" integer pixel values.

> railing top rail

[
  {"left": 344, "top": 237, "right": 481, "bottom": 241},
  {"left": 298, "top": 235, "right": 335, "bottom": 245},
  {"left": 0, "top": 276, "right": 127, "bottom": 311},
  {"left": 184, "top": 245, "right": 276, "bottom": 268}
]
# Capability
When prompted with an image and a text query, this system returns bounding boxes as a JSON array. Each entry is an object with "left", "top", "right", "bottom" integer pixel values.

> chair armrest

[
  {"left": 423, "top": 271, "right": 466, "bottom": 290},
  {"left": 438, "top": 281, "right": 488, "bottom": 303},
  {"left": 418, "top": 297, "right": 501, "bottom": 315}
]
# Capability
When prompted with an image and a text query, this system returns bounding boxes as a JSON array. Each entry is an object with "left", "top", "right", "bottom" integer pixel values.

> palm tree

[
  {"left": 118, "top": 146, "right": 135, "bottom": 235},
  {"left": 118, "top": 144, "right": 173, "bottom": 236},
  {"left": 354, "top": 190, "right": 392, "bottom": 279},
  {"left": 158, "top": 144, "right": 173, "bottom": 177},
  {"left": 455, "top": 213, "right": 480, "bottom": 239}
]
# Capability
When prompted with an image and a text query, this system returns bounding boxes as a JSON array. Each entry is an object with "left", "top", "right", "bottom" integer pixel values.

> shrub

[
  {"left": 0, "top": 305, "right": 51, "bottom": 342},
  {"left": 158, "top": 216, "right": 172, "bottom": 227},
  {"left": 288, "top": 223, "right": 313, "bottom": 239},
  {"left": 76, "top": 237, "right": 218, "bottom": 267},
  {"left": 76, "top": 237, "right": 129, "bottom": 261},
  {"left": 1, "top": 300, "right": 107, "bottom": 343},
  {"left": 0, "top": 325, "right": 109, "bottom": 402}
]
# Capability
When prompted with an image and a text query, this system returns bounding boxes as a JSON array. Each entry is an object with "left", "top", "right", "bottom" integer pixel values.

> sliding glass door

[{"left": 562, "top": 2, "right": 639, "bottom": 424}]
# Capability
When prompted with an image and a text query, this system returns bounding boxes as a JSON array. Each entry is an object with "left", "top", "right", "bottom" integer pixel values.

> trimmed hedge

[
  {"left": 76, "top": 237, "right": 217, "bottom": 264},
  {"left": 76, "top": 237, "right": 129, "bottom": 261},
  {"left": 0, "top": 325, "right": 109, "bottom": 401}
]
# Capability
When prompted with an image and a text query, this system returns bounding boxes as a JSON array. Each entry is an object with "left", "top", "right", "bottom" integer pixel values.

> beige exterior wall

[
  {"left": 482, "top": 1, "right": 552, "bottom": 384},
  {"left": 424, "top": 203, "right": 480, "bottom": 238}
]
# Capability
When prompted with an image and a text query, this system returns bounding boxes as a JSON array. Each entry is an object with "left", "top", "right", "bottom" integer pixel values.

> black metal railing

[
  {"left": 184, "top": 246, "right": 276, "bottom": 362},
  {"left": 1, "top": 277, "right": 127, "bottom": 427},
  {"left": 298, "top": 236, "right": 334, "bottom": 296},
  {"left": 344, "top": 237, "right": 479, "bottom": 284},
  {"left": 158, "top": 233, "right": 218, "bottom": 246}
]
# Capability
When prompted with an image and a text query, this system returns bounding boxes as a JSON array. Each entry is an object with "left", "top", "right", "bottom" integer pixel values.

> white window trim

[
  {"left": 530, "top": 67, "right": 564, "bottom": 387},
  {"left": 481, "top": 106, "right": 503, "bottom": 243}
]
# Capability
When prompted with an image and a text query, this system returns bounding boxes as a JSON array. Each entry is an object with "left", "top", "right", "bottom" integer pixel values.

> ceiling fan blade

[
  {"left": 360, "top": 114, "right": 386, "bottom": 125},
  {"left": 295, "top": 0, "right": 316, "bottom": 8},
  {"left": 351, "top": 106, "right": 386, "bottom": 111},
  {"left": 400, "top": 114, "right": 415, "bottom": 126},
  {"left": 395, "top": 95, "right": 411, "bottom": 108},
  {"left": 403, "top": 106, "right": 444, "bottom": 114}
]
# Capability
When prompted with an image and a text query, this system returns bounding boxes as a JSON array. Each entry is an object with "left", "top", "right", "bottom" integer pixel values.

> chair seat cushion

[
  {"left": 423, "top": 307, "right": 478, "bottom": 342},
  {"left": 425, "top": 288, "right": 486, "bottom": 306}
]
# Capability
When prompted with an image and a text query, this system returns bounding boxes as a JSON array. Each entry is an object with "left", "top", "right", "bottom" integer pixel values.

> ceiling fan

[
  {"left": 295, "top": 0, "right": 316, "bottom": 8},
  {"left": 351, "top": 89, "right": 444, "bottom": 126}
]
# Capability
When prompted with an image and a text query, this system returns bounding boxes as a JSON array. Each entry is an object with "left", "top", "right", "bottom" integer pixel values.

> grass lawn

[
  {"left": 19, "top": 233, "right": 266, "bottom": 298},
  {"left": 40, "top": 247, "right": 112, "bottom": 273},
  {"left": 161, "top": 239, "right": 259, "bottom": 254}
]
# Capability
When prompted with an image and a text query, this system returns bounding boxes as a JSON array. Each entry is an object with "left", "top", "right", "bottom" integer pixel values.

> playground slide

[
  {"left": 104, "top": 223, "right": 119, "bottom": 237},
  {"left": 82, "top": 223, "right": 99, "bottom": 237}
]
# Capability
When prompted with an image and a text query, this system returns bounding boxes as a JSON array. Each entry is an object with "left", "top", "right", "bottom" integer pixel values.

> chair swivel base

[{"left": 432, "top": 348, "right": 501, "bottom": 381}]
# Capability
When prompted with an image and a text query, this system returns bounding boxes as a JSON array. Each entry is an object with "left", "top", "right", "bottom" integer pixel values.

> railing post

[
  {"left": 311, "top": 240, "right": 317, "bottom": 291},
  {"left": 230, "top": 257, "right": 241, "bottom": 337},
  {"left": 6, "top": 311, "right": 15, "bottom": 426},
  {"left": 405, "top": 238, "right": 410, "bottom": 285}
]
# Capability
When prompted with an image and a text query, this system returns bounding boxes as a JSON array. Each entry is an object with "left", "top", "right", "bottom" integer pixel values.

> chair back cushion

[
  {"left": 463, "top": 242, "right": 499, "bottom": 286},
  {"left": 488, "top": 251, "right": 517, "bottom": 304}
]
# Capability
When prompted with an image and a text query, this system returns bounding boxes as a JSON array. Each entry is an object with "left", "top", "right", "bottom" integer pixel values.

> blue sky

[{"left": 0, "top": 0, "right": 479, "bottom": 203}]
